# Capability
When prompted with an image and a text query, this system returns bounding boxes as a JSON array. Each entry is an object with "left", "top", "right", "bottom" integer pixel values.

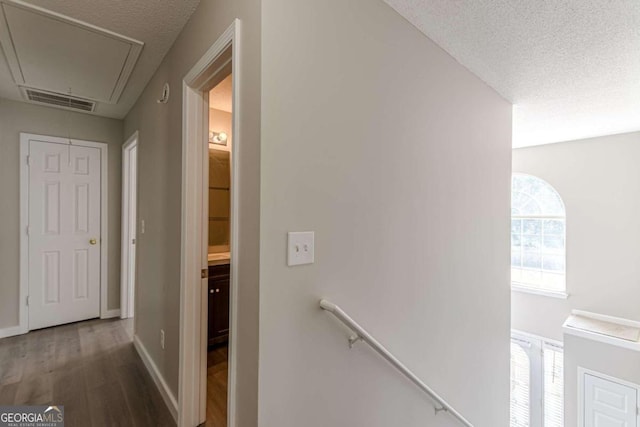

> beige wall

[
  {"left": 564, "top": 334, "right": 640, "bottom": 426},
  {"left": 0, "top": 98, "right": 123, "bottom": 329},
  {"left": 259, "top": 0, "right": 512, "bottom": 426},
  {"left": 123, "top": 0, "right": 260, "bottom": 422},
  {"left": 512, "top": 132, "right": 640, "bottom": 341}
]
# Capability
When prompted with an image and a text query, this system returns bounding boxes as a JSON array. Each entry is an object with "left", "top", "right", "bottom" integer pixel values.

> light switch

[{"left": 287, "top": 231, "right": 314, "bottom": 266}]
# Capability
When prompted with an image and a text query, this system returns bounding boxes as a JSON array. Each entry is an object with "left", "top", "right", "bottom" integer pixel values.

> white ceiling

[
  {"left": 209, "top": 74, "right": 232, "bottom": 113},
  {"left": 383, "top": 0, "right": 640, "bottom": 147},
  {"left": 0, "top": 0, "right": 200, "bottom": 118}
]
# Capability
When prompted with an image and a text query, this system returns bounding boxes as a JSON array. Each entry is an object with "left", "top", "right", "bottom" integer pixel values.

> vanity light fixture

[{"left": 209, "top": 131, "right": 228, "bottom": 146}]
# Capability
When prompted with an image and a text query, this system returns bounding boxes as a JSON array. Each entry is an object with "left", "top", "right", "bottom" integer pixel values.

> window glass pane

[
  {"left": 512, "top": 219, "right": 522, "bottom": 234},
  {"left": 543, "top": 236, "right": 564, "bottom": 251},
  {"left": 522, "top": 219, "right": 541, "bottom": 235},
  {"left": 521, "top": 199, "right": 541, "bottom": 216},
  {"left": 543, "top": 255, "right": 565, "bottom": 272},
  {"left": 512, "top": 191, "right": 533, "bottom": 215},
  {"left": 522, "top": 235, "right": 541, "bottom": 250},
  {"left": 544, "top": 220, "right": 565, "bottom": 236},
  {"left": 511, "top": 342, "right": 530, "bottom": 427},
  {"left": 512, "top": 234, "right": 522, "bottom": 248},
  {"left": 511, "top": 252, "right": 522, "bottom": 267},
  {"left": 544, "top": 344, "right": 564, "bottom": 426},
  {"left": 523, "top": 252, "right": 542, "bottom": 269},
  {"left": 512, "top": 175, "right": 565, "bottom": 216}
]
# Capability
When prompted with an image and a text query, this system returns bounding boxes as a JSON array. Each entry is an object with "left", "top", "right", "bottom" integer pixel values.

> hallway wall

[
  {"left": 123, "top": 0, "right": 261, "bottom": 423},
  {"left": 259, "top": 0, "right": 512, "bottom": 425}
]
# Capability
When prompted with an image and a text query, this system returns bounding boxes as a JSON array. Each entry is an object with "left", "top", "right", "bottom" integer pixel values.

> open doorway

[
  {"left": 121, "top": 132, "right": 138, "bottom": 320},
  {"left": 205, "top": 74, "right": 233, "bottom": 426},
  {"left": 178, "top": 20, "right": 240, "bottom": 427}
]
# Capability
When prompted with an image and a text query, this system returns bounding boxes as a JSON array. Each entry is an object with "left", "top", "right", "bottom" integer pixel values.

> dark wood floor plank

[
  {"left": 0, "top": 382, "right": 19, "bottom": 405},
  {"left": 82, "top": 353, "right": 116, "bottom": 391},
  {"left": 87, "top": 380, "right": 134, "bottom": 427},
  {"left": 0, "top": 318, "right": 176, "bottom": 427},
  {"left": 205, "top": 344, "right": 228, "bottom": 427},
  {"left": 0, "top": 337, "right": 26, "bottom": 386},
  {"left": 21, "top": 328, "right": 57, "bottom": 380},
  {"left": 52, "top": 322, "right": 82, "bottom": 372},
  {"left": 118, "top": 361, "right": 175, "bottom": 427},
  {"left": 14, "top": 371, "right": 54, "bottom": 405},
  {"left": 52, "top": 365, "right": 91, "bottom": 427}
]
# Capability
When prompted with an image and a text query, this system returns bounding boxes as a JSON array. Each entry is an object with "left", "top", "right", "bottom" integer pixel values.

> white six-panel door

[
  {"left": 27, "top": 138, "right": 101, "bottom": 330},
  {"left": 585, "top": 373, "right": 638, "bottom": 427}
]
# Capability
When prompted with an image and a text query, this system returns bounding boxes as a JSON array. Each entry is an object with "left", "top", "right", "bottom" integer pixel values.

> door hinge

[
  {"left": 26, "top": 226, "right": 31, "bottom": 236},
  {"left": 26, "top": 295, "right": 30, "bottom": 306},
  {"left": 132, "top": 238, "right": 136, "bottom": 244},
  {"left": 26, "top": 155, "right": 30, "bottom": 165},
  {"left": 201, "top": 269, "right": 208, "bottom": 279}
]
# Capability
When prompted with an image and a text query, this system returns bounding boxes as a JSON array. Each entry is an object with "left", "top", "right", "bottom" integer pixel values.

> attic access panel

[{"left": 0, "top": 0, "right": 143, "bottom": 104}]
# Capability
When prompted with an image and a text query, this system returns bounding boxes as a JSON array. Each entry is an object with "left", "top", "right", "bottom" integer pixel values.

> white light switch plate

[{"left": 288, "top": 231, "right": 314, "bottom": 266}]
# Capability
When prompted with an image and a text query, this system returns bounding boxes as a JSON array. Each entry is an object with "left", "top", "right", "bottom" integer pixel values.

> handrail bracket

[{"left": 348, "top": 334, "right": 363, "bottom": 348}]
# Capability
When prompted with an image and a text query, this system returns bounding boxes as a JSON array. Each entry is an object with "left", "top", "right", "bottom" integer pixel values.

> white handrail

[{"left": 320, "top": 299, "right": 474, "bottom": 427}]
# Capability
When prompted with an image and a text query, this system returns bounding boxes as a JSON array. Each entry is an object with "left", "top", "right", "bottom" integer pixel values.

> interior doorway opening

[
  {"left": 121, "top": 132, "right": 138, "bottom": 320},
  {"left": 205, "top": 73, "right": 233, "bottom": 426},
  {"left": 178, "top": 20, "right": 240, "bottom": 427}
]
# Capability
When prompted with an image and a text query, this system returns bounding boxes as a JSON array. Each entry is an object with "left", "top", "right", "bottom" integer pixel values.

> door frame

[
  {"left": 178, "top": 19, "right": 240, "bottom": 427},
  {"left": 577, "top": 367, "right": 640, "bottom": 426},
  {"left": 120, "top": 131, "right": 138, "bottom": 319},
  {"left": 19, "top": 132, "right": 110, "bottom": 335}
]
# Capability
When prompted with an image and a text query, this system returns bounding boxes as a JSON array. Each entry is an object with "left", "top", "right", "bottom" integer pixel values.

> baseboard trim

[
  {"left": 0, "top": 325, "right": 26, "bottom": 339},
  {"left": 133, "top": 335, "right": 178, "bottom": 422},
  {"left": 101, "top": 309, "right": 121, "bottom": 319}
]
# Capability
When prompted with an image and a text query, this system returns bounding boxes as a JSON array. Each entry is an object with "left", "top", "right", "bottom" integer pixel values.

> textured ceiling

[
  {"left": 383, "top": 0, "right": 640, "bottom": 147},
  {"left": 0, "top": 0, "right": 200, "bottom": 119},
  {"left": 209, "top": 74, "right": 232, "bottom": 113}
]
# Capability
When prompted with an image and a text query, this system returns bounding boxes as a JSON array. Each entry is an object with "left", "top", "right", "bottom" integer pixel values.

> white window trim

[{"left": 512, "top": 283, "right": 569, "bottom": 299}]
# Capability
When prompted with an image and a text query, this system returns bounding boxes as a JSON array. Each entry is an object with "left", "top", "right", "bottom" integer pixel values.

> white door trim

[
  {"left": 179, "top": 19, "right": 240, "bottom": 427},
  {"left": 19, "top": 132, "right": 110, "bottom": 336},
  {"left": 577, "top": 367, "right": 640, "bottom": 427},
  {"left": 120, "top": 131, "right": 138, "bottom": 319}
]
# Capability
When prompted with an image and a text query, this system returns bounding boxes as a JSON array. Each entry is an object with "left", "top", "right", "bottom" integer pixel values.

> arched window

[{"left": 511, "top": 174, "right": 566, "bottom": 294}]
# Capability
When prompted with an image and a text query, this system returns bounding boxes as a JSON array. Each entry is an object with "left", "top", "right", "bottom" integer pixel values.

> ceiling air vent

[{"left": 21, "top": 88, "right": 96, "bottom": 113}]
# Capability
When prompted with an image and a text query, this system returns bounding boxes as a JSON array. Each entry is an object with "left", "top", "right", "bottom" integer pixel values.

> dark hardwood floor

[
  {"left": 0, "top": 318, "right": 175, "bottom": 427},
  {"left": 205, "top": 344, "right": 228, "bottom": 427}
]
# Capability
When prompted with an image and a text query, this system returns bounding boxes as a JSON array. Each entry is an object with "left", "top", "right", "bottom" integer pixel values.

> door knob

[{"left": 89, "top": 239, "right": 97, "bottom": 245}]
